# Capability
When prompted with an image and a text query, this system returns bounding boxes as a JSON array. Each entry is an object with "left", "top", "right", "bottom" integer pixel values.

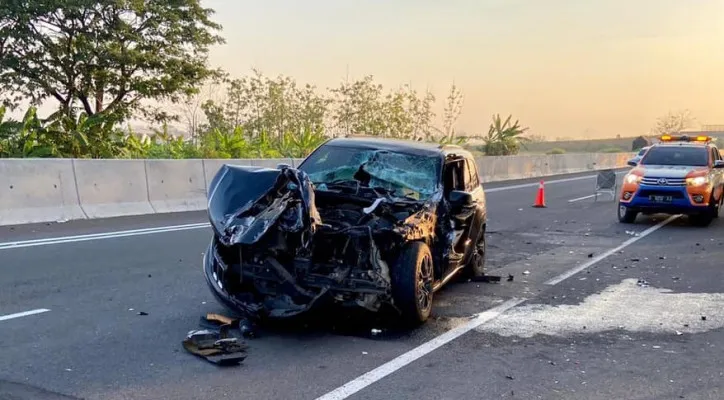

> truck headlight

[
  {"left": 686, "top": 176, "right": 708, "bottom": 186},
  {"left": 625, "top": 174, "right": 642, "bottom": 184}
]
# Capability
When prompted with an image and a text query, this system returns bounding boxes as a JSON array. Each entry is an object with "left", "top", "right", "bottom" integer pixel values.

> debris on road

[
  {"left": 182, "top": 327, "right": 248, "bottom": 366},
  {"left": 701, "top": 316, "right": 707, "bottom": 321},
  {"left": 371, "top": 328, "right": 383, "bottom": 335},
  {"left": 587, "top": 253, "right": 594, "bottom": 258},
  {"left": 471, "top": 275, "right": 502, "bottom": 283},
  {"left": 522, "top": 270, "right": 530, "bottom": 275},
  {"left": 505, "top": 375, "right": 515, "bottom": 380},
  {"left": 636, "top": 279, "right": 650, "bottom": 288},
  {"left": 137, "top": 311, "right": 148, "bottom": 316},
  {"left": 200, "top": 313, "right": 258, "bottom": 339},
  {"left": 507, "top": 274, "right": 514, "bottom": 282}
]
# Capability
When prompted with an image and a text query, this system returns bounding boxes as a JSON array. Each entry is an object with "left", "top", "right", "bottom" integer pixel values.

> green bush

[
  {"left": 547, "top": 148, "right": 566, "bottom": 155},
  {"left": 598, "top": 146, "right": 625, "bottom": 153}
]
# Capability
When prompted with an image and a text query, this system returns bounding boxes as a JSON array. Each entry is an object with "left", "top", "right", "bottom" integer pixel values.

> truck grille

[{"left": 641, "top": 177, "right": 686, "bottom": 186}]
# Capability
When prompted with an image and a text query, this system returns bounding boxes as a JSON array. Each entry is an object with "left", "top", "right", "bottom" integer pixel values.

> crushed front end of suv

[{"left": 203, "top": 138, "right": 488, "bottom": 325}]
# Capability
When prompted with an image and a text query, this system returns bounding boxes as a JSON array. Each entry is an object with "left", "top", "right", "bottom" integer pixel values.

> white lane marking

[
  {"left": 314, "top": 214, "right": 676, "bottom": 400},
  {"left": 484, "top": 171, "right": 626, "bottom": 193},
  {"left": 568, "top": 194, "right": 597, "bottom": 203},
  {"left": 314, "top": 299, "right": 525, "bottom": 400},
  {"left": 0, "top": 223, "right": 209, "bottom": 250},
  {"left": 544, "top": 215, "right": 679, "bottom": 285},
  {"left": 0, "top": 308, "right": 51, "bottom": 322}
]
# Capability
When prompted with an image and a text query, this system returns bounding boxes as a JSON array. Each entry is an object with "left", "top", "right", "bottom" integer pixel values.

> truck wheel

[
  {"left": 690, "top": 194, "right": 719, "bottom": 226},
  {"left": 391, "top": 242, "right": 434, "bottom": 325},
  {"left": 617, "top": 202, "right": 638, "bottom": 223}
]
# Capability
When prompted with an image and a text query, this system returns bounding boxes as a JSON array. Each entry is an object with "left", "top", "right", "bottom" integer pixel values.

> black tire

[
  {"left": 464, "top": 226, "right": 487, "bottom": 279},
  {"left": 690, "top": 194, "right": 719, "bottom": 227},
  {"left": 617, "top": 202, "right": 638, "bottom": 224},
  {"left": 391, "top": 241, "right": 434, "bottom": 325}
]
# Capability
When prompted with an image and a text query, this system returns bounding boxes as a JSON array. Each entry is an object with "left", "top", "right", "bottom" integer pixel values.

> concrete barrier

[
  {"left": 145, "top": 159, "right": 207, "bottom": 213},
  {"left": 0, "top": 159, "right": 86, "bottom": 225},
  {"left": 0, "top": 152, "right": 635, "bottom": 226},
  {"left": 475, "top": 152, "right": 634, "bottom": 183},
  {"left": 73, "top": 159, "right": 154, "bottom": 219}
]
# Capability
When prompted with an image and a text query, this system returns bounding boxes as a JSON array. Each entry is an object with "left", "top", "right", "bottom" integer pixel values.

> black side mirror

[
  {"left": 714, "top": 160, "right": 724, "bottom": 169},
  {"left": 277, "top": 163, "right": 291, "bottom": 169},
  {"left": 627, "top": 159, "right": 638, "bottom": 167},
  {"left": 449, "top": 190, "right": 474, "bottom": 206}
]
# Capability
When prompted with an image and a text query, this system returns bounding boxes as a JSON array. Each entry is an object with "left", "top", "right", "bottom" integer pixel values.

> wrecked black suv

[{"left": 203, "top": 137, "right": 488, "bottom": 324}]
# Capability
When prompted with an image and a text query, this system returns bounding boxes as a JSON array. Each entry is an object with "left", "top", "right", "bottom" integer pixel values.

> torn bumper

[{"left": 203, "top": 235, "right": 392, "bottom": 319}]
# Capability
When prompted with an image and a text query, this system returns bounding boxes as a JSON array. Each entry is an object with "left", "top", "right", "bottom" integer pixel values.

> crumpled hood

[
  {"left": 641, "top": 165, "right": 708, "bottom": 178},
  {"left": 207, "top": 164, "right": 320, "bottom": 246}
]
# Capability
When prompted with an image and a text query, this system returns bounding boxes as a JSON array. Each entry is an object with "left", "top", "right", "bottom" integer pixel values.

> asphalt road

[{"left": 1, "top": 170, "right": 723, "bottom": 400}]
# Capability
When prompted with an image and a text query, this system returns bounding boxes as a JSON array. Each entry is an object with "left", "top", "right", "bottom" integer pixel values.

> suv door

[
  {"left": 463, "top": 157, "right": 487, "bottom": 264},
  {"left": 442, "top": 157, "right": 473, "bottom": 266}
]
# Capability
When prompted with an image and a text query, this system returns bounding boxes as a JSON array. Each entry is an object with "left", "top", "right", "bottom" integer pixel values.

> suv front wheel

[{"left": 391, "top": 241, "right": 434, "bottom": 325}]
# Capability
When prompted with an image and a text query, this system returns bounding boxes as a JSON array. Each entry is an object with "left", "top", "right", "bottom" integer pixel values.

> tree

[
  {"left": 222, "top": 69, "right": 330, "bottom": 139},
  {"left": 483, "top": 114, "right": 530, "bottom": 156},
  {"left": 177, "top": 74, "right": 227, "bottom": 142},
  {"left": 442, "top": 83, "right": 464, "bottom": 141},
  {"left": 651, "top": 110, "right": 695, "bottom": 136},
  {"left": 0, "top": 0, "right": 225, "bottom": 122},
  {"left": 407, "top": 87, "right": 436, "bottom": 140},
  {"left": 330, "top": 75, "right": 386, "bottom": 136}
]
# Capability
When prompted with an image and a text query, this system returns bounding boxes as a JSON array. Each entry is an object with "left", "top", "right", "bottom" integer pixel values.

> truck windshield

[{"left": 640, "top": 146, "right": 708, "bottom": 167}]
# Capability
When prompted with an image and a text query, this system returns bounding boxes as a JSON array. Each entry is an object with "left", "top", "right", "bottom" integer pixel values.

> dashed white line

[
  {"left": 0, "top": 308, "right": 51, "bottom": 322},
  {"left": 568, "top": 194, "right": 597, "bottom": 203},
  {"left": 314, "top": 214, "right": 677, "bottom": 400},
  {"left": 314, "top": 299, "right": 524, "bottom": 400},
  {"left": 484, "top": 170, "right": 626, "bottom": 193},
  {"left": 0, "top": 223, "right": 210, "bottom": 250},
  {"left": 544, "top": 215, "right": 679, "bottom": 285}
]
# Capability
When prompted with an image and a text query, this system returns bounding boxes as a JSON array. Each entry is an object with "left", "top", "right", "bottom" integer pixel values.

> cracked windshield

[
  {"left": 302, "top": 146, "right": 441, "bottom": 201},
  {"left": 1, "top": 1, "right": 723, "bottom": 400}
]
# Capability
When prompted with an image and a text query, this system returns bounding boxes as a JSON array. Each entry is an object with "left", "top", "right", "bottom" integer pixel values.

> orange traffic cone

[{"left": 532, "top": 180, "right": 546, "bottom": 208}]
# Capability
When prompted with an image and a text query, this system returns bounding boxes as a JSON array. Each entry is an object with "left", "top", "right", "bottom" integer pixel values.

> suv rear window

[{"left": 640, "top": 146, "right": 709, "bottom": 167}]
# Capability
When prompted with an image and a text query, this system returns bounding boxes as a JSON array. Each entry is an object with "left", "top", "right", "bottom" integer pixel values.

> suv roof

[{"left": 323, "top": 137, "right": 474, "bottom": 159}]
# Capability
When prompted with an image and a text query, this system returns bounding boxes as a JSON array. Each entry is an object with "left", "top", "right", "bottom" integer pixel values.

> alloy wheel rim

[{"left": 417, "top": 254, "right": 433, "bottom": 312}]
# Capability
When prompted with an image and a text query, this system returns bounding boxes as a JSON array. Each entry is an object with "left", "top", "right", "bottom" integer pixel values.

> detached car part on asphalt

[{"left": 202, "top": 138, "right": 488, "bottom": 325}]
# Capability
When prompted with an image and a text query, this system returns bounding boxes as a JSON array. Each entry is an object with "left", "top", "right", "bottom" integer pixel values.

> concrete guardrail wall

[{"left": 0, "top": 153, "right": 634, "bottom": 226}]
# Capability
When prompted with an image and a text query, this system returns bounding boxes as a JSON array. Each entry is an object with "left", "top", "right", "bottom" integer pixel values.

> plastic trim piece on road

[{"left": 313, "top": 214, "right": 679, "bottom": 400}]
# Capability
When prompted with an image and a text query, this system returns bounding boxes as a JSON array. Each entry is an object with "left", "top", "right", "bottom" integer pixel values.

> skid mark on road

[
  {"left": 314, "top": 215, "right": 677, "bottom": 400},
  {"left": 0, "top": 308, "right": 51, "bottom": 322},
  {"left": 477, "top": 278, "right": 724, "bottom": 338}
]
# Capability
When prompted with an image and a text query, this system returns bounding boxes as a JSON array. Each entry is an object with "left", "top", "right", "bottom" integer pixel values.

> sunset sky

[{"left": 204, "top": 0, "right": 724, "bottom": 139}]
